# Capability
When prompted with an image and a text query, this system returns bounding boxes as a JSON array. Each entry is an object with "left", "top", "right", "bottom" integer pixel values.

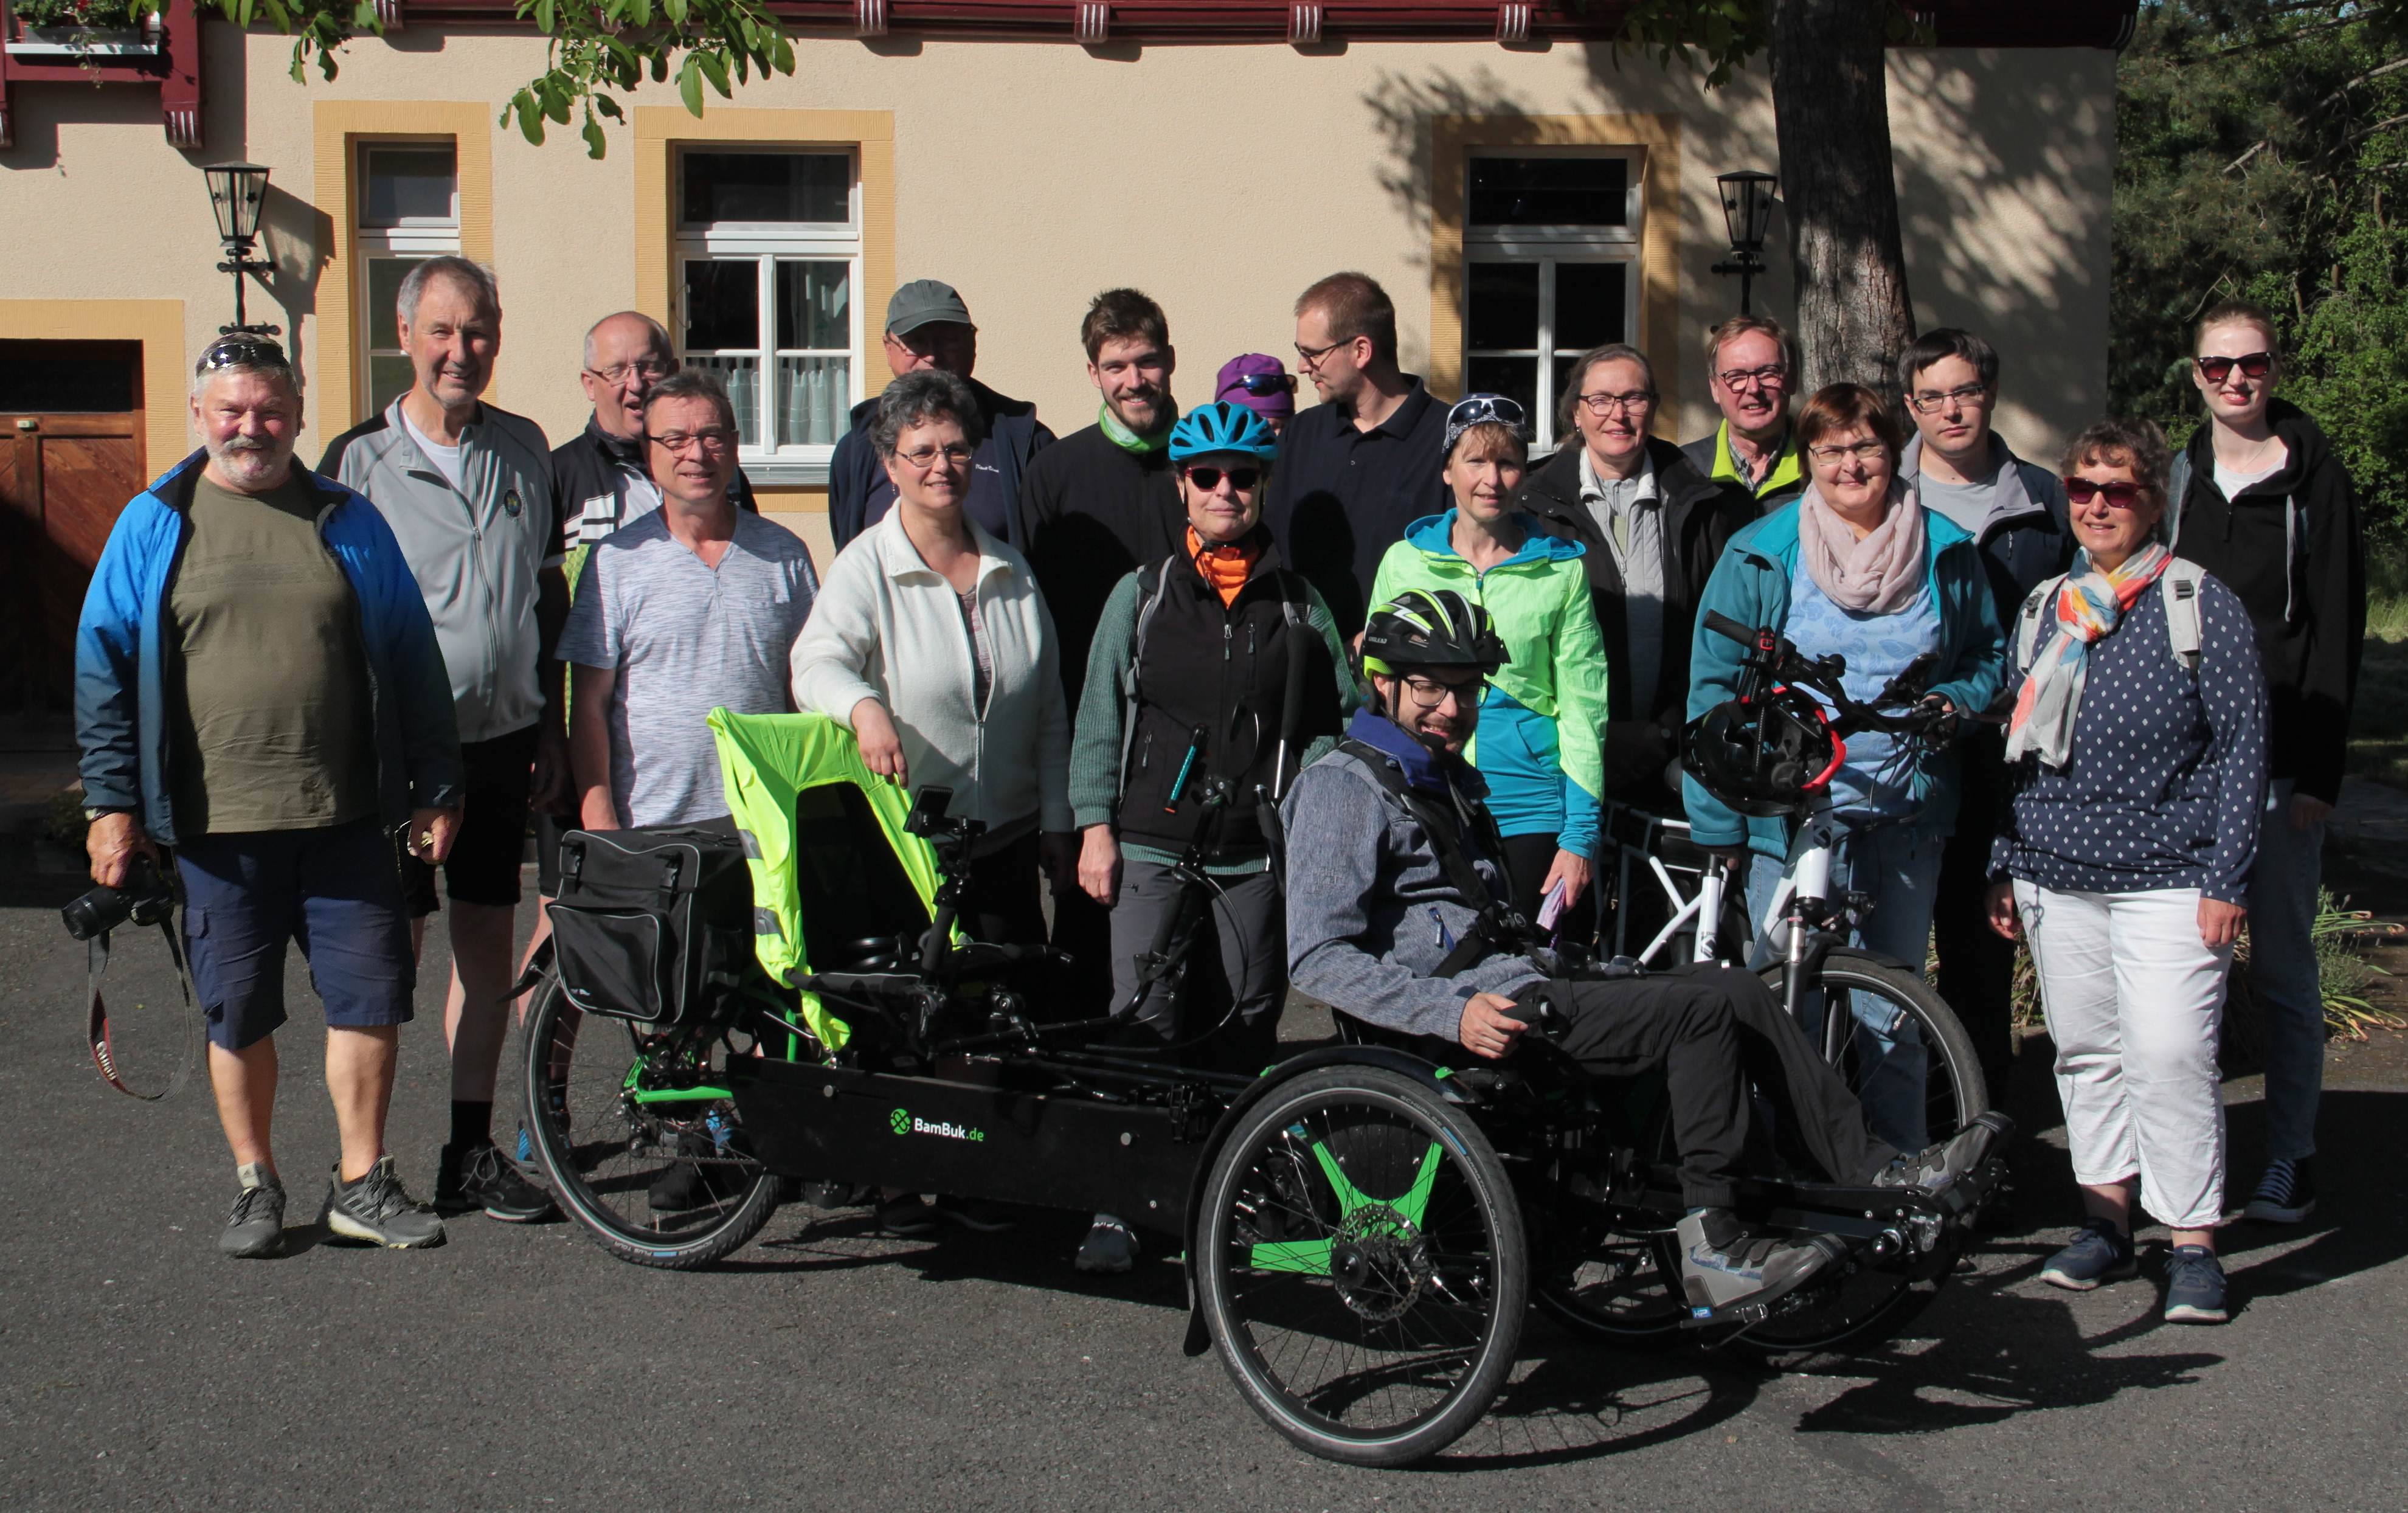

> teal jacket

[
  {"left": 1681, "top": 499, "right": 2005, "bottom": 860},
  {"left": 1371, "top": 511, "right": 1609, "bottom": 858}
]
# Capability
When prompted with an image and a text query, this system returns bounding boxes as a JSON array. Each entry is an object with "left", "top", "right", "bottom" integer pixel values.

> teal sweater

[{"left": 1682, "top": 499, "right": 2006, "bottom": 860}]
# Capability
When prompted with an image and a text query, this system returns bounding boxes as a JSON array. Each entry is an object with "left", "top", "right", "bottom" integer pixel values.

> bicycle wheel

[
  {"left": 1534, "top": 1220, "right": 1687, "bottom": 1347},
  {"left": 1739, "top": 951, "right": 1987, "bottom": 1362},
  {"left": 523, "top": 976, "right": 781, "bottom": 1270},
  {"left": 1196, "top": 1066, "right": 1526, "bottom": 1467}
]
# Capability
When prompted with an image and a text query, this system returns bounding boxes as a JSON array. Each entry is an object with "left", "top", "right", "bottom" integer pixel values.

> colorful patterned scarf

[{"left": 2005, "top": 541, "right": 2172, "bottom": 769}]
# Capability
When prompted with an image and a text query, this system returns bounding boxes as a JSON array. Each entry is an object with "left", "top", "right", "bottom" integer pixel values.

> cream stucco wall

[{"left": 0, "top": 24, "right": 2114, "bottom": 505}]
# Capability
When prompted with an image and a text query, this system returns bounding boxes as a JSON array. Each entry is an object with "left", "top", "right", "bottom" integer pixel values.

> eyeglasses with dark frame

[
  {"left": 1577, "top": 389, "right": 1658, "bottom": 416},
  {"left": 1397, "top": 673, "right": 1485, "bottom": 711},
  {"left": 1906, "top": 382, "right": 1992, "bottom": 415},
  {"left": 1805, "top": 439, "right": 1891, "bottom": 465},
  {"left": 646, "top": 428, "right": 738, "bottom": 455},
  {"left": 1293, "top": 338, "right": 1348, "bottom": 369},
  {"left": 196, "top": 336, "right": 292, "bottom": 375},
  {"left": 1182, "top": 465, "right": 1262, "bottom": 493},
  {"left": 2195, "top": 351, "right": 2275, "bottom": 384},
  {"left": 1714, "top": 364, "right": 1788, "bottom": 393}
]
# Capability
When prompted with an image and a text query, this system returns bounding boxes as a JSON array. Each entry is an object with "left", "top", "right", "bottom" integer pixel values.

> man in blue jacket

[
  {"left": 77, "top": 336, "right": 464, "bottom": 1259},
  {"left": 826, "top": 279, "right": 1053, "bottom": 551}
]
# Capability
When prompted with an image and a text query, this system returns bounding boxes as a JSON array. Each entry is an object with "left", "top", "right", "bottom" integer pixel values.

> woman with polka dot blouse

[{"left": 1987, "top": 418, "right": 2268, "bottom": 1326}]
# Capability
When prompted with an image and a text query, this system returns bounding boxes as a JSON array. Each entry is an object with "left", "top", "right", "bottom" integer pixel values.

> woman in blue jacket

[{"left": 1684, "top": 383, "right": 2006, "bottom": 1151}]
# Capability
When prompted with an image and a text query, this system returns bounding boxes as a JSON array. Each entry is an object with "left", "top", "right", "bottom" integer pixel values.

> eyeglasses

[
  {"left": 1806, "top": 440, "right": 1891, "bottom": 465},
  {"left": 1714, "top": 364, "right": 1788, "bottom": 392},
  {"left": 1223, "top": 372, "right": 1296, "bottom": 398},
  {"left": 2195, "top": 351, "right": 2274, "bottom": 383},
  {"left": 1399, "top": 674, "right": 1483, "bottom": 711},
  {"left": 1183, "top": 465, "right": 1261, "bottom": 493},
  {"left": 898, "top": 443, "right": 975, "bottom": 470},
  {"left": 196, "top": 336, "right": 292, "bottom": 375},
  {"left": 2063, "top": 477, "right": 2148, "bottom": 509},
  {"left": 1577, "top": 389, "right": 1658, "bottom": 416},
  {"left": 647, "top": 428, "right": 736, "bottom": 455},
  {"left": 586, "top": 359, "right": 676, "bottom": 385},
  {"left": 1293, "top": 338, "right": 1348, "bottom": 369},
  {"left": 1907, "top": 383, "right": 1991, "bottom": 414}
]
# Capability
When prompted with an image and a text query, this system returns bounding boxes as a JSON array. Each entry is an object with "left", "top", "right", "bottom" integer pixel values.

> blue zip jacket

[
  {"left": 75, "top": 449, "right": 466, "bottom": 846},
  {"left": 1682, "top": 497, "right": 2005, "bottom": 860}
]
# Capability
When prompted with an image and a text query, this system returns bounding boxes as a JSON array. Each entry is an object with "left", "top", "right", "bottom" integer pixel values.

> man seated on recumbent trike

[{"left": 1279, "top": 588, "right": 2010, "bottom": 1320}]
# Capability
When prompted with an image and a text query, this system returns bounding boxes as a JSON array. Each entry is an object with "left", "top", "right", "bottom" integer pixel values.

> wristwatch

[{"left": 83, "top": 805, "right": 133, "bottom": 822}]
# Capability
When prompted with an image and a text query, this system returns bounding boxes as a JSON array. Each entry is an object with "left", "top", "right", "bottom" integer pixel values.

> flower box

[{"left": 5, "top": 26, "right": 159, "bottom": 56}]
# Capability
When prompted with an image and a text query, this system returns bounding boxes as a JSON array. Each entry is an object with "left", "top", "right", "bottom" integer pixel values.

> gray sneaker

[
  {"left": 221, "top": 1163, "right": 286, "bottom": 1259},
  {"left": 1076, "top": 1214, "right": 1138, "bottom": 1274},
  {"left": 1675, "top": 1209, "right": 1842, "bottom": 1324},
  {"left": 320, "top": 1155, "right": 447, "bottom": 1249}
]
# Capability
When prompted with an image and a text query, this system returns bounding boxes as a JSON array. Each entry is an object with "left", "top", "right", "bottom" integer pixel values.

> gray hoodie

[{"left": 1281, "top": 738, "right": 1547, "bottom": 1042}]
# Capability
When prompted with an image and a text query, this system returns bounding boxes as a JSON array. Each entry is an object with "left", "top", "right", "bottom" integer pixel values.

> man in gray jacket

[{"left": 1280, "top": 588, "right": 2006, "bottom": 1320}]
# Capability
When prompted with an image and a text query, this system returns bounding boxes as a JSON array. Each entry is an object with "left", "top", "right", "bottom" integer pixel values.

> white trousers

[{"left": 2017, "top": 881, "right": 2233, "bottom": 1230}]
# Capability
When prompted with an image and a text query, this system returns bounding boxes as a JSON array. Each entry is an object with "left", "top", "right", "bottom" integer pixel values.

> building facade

[{"left": 0, "top": 1, "right": 2131, "bottom": 705}]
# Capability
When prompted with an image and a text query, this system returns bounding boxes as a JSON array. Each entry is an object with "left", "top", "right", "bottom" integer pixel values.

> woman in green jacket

[{"left": 1369, "top": 395, "right": 1611, "bottom": 924}]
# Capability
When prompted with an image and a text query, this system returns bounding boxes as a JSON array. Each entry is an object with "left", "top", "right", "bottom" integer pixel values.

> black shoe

[
  {"left": 436, "top": 1141, "right": 555, "bottom": 1222},
  {"left": 2242, "top": 1157, "right": 2317, "bottom": 1224},
  {"left": 220, "top": 1163, "right": 286, "bottom": 1259},
  {"left": 876, "top": 1193, "right": 939, "bottom": 1236},
  {"left": 798, "top": 1180, "right": 866, "bottom": 1210},
  {"left": 320, "top": 1155, "right": 446, "bottom": 1248},
  {"left": 1872, "top": 1112, "right": 2013, "bottom": 1193}
]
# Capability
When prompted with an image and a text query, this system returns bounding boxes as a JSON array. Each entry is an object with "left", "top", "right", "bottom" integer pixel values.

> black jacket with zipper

[
  {"left": 1515, "top": 436, "right": 1755, "bottom": 805},
  {"left": 1117, "top": 535, "right": 1340, "bottom": 859},
  {"left": 2172, "top": 397, "right": 2365, "bottom": 803}
]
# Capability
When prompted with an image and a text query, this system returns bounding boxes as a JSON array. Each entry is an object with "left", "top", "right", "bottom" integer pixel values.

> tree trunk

[{"left": 1770, "top": 0, "right": 1917, "bottom": 406}]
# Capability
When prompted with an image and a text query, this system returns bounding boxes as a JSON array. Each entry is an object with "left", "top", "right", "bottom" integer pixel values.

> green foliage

[
  {"left": 1599, "top": 0, "right": 1926, "bottom": 90},
  {"left": 2115, "top": 1, "right": 2408, "bottom": 541},
  {"left": 9, "top": 0, "right": 147, "bottom": 27}
]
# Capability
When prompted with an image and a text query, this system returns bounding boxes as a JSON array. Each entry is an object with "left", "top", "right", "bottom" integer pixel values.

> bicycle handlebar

[{"left": 1700, "top": 610, "right": 1959, "bottom": 743}]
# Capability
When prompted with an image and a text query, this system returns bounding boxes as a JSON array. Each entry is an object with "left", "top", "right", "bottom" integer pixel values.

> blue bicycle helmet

[{"left": 1167, "top": 401, "right": 1279, "bottom": 462}]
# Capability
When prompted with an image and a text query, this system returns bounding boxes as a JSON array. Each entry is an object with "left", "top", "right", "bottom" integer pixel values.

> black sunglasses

[
  {"left": 2195, "top": 351, "right": 2274, "bottom": 383},
  {"left": 1224, "top": 372, "right": 1296, "bottom": 398},
  {"left": 1183, "top": 465, "right": 1261, "bottom": 492},
  {"left": 197, "top": 336, "right": 291, "bottom": 373}
]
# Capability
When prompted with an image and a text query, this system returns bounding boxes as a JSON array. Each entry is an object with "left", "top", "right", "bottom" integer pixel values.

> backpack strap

[
  {"left": 2014, "top": 573, "right": 2068, "bottom": 672},
  {"left": 1116, "top": 559, "right": 1175, "bottom": 794},
  {"left": 1337, "top": 738, "right": 1530, "bottom": 977},
  {"left": 2165, "top": 451, "right": 2193, "bottom": 552},
  {"left": 2161, "top": 558, "right": 2205, "bottom": 673}
]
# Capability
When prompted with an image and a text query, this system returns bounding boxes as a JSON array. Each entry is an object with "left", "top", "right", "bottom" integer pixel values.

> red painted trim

[{"left": 0, "top": 0, "right": 203, "bottom": 149}]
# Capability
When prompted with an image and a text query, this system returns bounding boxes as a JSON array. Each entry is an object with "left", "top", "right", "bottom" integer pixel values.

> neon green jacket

[{"left": 1368, "top": 511, "right": 1609, "bottom": 856}]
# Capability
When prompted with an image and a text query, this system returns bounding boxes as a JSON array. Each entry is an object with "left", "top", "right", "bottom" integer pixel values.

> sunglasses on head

[
  {"left": 2195, "top": 351, "right": 2274, "bottom": 383},
  {"left": 1183, "top": 465, "right": 1261, "bottom": 492},
  {"left": 1224, "top": 372, "right": 1295, "bottom": 398},
  {"left": 2063, "top": 477, "right": 2148, "bottom": 509},
  {"left": 197, "top": 336, "right": 291, "bottom": 374},
  {"left": 1448, "top": 395, "right": 1527, "bottom": 429}
]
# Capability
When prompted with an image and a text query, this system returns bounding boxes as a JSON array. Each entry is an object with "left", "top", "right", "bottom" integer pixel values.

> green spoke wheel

[
  {"left": 524, "top": 976, "right": 780, "bottom": 1269},
  {"left": 1197, "top": 1067, "right": 1524, "bottom": 1467}
]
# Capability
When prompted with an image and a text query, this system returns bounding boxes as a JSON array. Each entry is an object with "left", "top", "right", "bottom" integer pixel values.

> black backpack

[{"left": 546, "top": 823, "right": 758, "bottom": 1027}]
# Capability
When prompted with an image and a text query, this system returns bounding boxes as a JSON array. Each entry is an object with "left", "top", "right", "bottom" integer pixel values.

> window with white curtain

[
  {"left": 1461, "top": 151, "right": 1644, "bottom": 450},
  {"left": 358, "top": 142, "right": 460, "bottom": 420},
  {"left": 676, "top": 149, "right": 860, "bottom": 476}
]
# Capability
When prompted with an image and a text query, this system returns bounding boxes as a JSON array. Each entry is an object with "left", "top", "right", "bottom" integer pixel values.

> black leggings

[
  {"left": 1500, "top": 831, "right": 1596, "bottom": 950},
  {"left": 1510, "top": 963, "right": 1895, "bottom": 1209}
]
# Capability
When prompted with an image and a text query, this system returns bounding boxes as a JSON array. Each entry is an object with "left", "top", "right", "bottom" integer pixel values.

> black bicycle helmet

[
  {"left": 1684, "top": 687, "right": 1845, "bottom": 817},
  {"left": 1359, "top": 588, "right": 1510, "bottom": 679}
]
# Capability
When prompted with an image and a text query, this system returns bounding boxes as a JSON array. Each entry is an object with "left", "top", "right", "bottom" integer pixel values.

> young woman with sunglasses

[
  {"left": 1368, "top": 395, "right": 1610, "bottom": 932},
  {"left": 2168, "top": 299, "right": 2366, "bottom": 1230},
  {"left": 1987, "top": 418, "right": 2268, "bottom": 1323},
  {"left": 1065, "top": 401, "right": 1354, "bottom": 1273}
]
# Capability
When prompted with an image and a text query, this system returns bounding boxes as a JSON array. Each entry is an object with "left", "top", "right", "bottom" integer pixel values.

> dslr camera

[{"left": 61, "top": 854, "right": 176, "bottom": 941}]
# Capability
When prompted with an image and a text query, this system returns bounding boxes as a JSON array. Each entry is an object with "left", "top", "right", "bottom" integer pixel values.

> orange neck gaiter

[{"left": 1188, "top": 525, "right": 1259, "bottom": 609}]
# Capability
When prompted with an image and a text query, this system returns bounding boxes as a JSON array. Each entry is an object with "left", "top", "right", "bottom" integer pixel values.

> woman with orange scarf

[
  {"left": 1987, "top": 418, "right": 2267, "bottom": 1324},
  {"left": 1064, "top": 401, "right": 1355, "bottom": 1273}
]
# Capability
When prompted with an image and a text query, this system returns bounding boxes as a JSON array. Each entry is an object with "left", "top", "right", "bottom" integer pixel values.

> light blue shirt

[{"left": 1784, "top": 561, "right": 1941, "bottom": 821}]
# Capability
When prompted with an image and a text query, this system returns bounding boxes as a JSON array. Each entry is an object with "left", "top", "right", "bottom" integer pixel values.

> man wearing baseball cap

[
  {"left": 827, "top": 279, "right": 1054, "bottom": 550},
  {"left": 1216, "top": 354, "right": 1296, "bottom": 435}
]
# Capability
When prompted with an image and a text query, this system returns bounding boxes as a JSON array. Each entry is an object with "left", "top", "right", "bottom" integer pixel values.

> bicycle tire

[
  {"left": 1197, "top": 1066, "right": 1526, "bottom": 1467},
  {"left": 523, "top": 977, "right": 780, "bottom": 1270},
  {"left": 1733, "top": 952, "right": 1985, "bottom": 1363}
]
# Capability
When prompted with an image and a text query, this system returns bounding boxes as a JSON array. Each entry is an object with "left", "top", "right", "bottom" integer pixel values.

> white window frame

[
  {"left": 673, "top": 147, "right": 864, "bottom": 486},
  {"left": 356, "top": 140, "right": 461, "bottom": 423},
  {"left": 1462, "top": 147, "right": 1645, "bottom": 451}
]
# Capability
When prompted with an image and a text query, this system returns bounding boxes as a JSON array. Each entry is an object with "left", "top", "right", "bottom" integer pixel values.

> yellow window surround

[{"left": 0, "top": 300, "right": 187, "bottom": 469}]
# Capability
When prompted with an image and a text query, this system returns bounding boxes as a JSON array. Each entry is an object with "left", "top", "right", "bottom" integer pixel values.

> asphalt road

[{"left": 4, "top": 857, "right": 2405, "bottom": 1510}]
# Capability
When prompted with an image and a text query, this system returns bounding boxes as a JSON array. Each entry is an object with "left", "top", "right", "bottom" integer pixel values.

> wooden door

[{"left": 0, "top": 341, "right": 147, "bottom": 713}]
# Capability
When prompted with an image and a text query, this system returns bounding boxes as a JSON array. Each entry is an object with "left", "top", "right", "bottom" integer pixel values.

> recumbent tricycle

[{"left": 519, "top": 710, "right": 2002, "bottom": 1467}]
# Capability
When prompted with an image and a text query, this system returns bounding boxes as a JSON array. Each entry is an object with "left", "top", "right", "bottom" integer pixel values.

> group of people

[{"left": 75, "top": 252, "right": 2362, "bottom": 1327}]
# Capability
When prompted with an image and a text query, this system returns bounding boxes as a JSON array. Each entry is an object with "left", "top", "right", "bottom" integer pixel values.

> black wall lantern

[
  {"left": 203, "top": 162, "right": 280, "bottom": 337},
  {"left": 1711, "top": 169, "right": 1778, "bottom": 316}
]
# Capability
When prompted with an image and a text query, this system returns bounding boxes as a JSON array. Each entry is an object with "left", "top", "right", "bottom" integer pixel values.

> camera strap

[{"left": 86, "top": 912, "right": 204, "bottom": 1101}]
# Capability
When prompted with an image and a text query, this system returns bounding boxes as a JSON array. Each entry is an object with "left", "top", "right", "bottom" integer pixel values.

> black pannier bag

[{"left": 547, "top": 824, "right": 756, "bottom": 1026}]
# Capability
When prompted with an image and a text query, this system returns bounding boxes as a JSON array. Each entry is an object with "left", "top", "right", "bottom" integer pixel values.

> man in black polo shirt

[
  {"left": 1018, "top": 287, "right": 1187, "bottom": 1012},
  {"left": 1266, "top": 271, "right": 1449, "bottom": 637}
]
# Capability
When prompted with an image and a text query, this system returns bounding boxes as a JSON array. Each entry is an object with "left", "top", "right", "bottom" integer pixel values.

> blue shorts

[{"left": 173, "top": 819, "right": 417, "bottom": 1051}]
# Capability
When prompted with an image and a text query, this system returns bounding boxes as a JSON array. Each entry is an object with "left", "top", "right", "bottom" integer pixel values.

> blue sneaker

[
  {"left": 2038, "top": 1219, "right": 2137, "bottom": 1290},
  {"left": 2164, "top": 1245, "right": 2229, "bottom": 1323}
]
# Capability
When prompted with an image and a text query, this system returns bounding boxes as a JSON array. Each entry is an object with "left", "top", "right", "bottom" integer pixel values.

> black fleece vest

[{"left": 1116, "top": 552, "right": 1337, "bottom": 858}]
